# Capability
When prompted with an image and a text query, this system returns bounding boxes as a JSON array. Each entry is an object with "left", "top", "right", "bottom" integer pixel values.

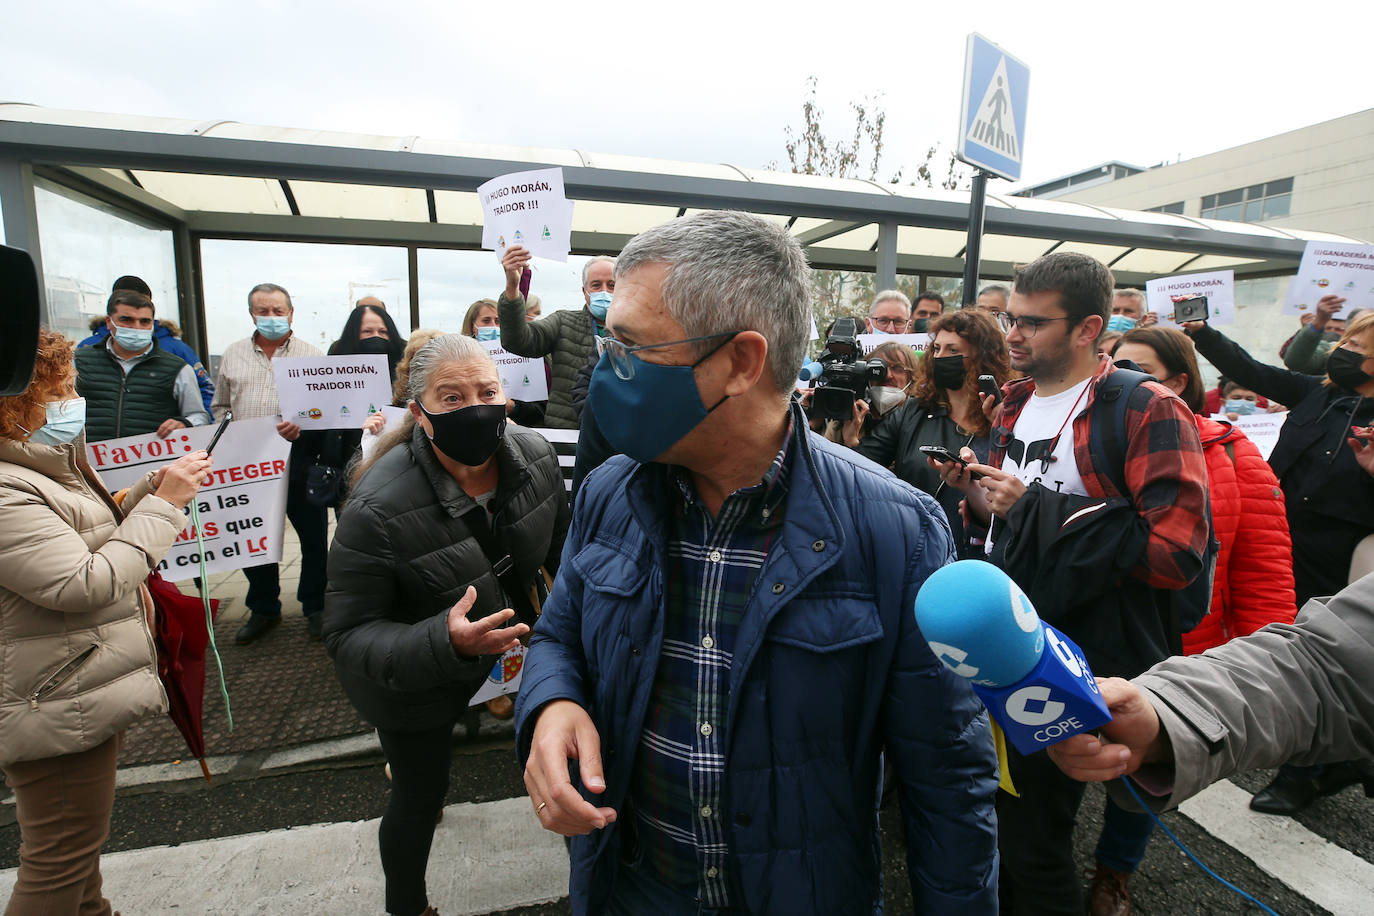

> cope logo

[{"left": 297, "top": 407, "right": 323, "bottom": 420}]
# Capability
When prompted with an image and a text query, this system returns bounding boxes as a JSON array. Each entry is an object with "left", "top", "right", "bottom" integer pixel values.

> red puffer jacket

[{"left": 1183, "top": 416, "right": 1296, "bottom": 654}]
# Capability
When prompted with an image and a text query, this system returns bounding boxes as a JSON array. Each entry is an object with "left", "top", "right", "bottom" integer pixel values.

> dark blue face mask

[{"left": 588, "top": 335, "right": 736, "bottom": 463}]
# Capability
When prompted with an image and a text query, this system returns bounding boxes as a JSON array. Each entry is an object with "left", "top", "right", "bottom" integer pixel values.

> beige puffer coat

[{"left": 0, "top": 435, "right": 183, "bottom": 768}]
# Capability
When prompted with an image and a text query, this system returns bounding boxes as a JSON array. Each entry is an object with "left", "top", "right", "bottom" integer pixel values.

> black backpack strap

[
  {"left": 462, "top": 506, "right": 540, "bottom": 630},
  {"left": 1087, "top": 367, "right": 1153, "bottom": 499}
]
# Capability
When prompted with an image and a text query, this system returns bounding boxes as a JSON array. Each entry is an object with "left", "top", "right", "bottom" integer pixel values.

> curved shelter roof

[{"left": 0, "top": 103, "right": 1366, "bottom": 354}]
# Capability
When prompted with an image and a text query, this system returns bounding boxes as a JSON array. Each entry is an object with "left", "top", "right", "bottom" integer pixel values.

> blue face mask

[
  {"left": 1107, "top": 314, "right": 1138, "bottom": 333},
  {"left": 475, "top": 326, "right": 501, "bottom": 342},
  {"left": 255, "top": 316, "right": 291, "bottom": 340},
  {"left": 111, "top": 325, "right": 153, "bottom": 352},
  {"left": 587, "top": 346, "right": 728, "bottom": 463},
  {"left": 1224, "top": 398, "right": 1257, "bottom": 416},
  {"left": 27, "top": 398, "right": 86, "bottom": 446},
  {"left": 588, "top": 291, "right": 613, "bottom": 322}
]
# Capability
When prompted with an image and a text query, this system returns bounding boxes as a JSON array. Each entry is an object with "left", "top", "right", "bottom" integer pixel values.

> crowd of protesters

[{"left": 2, "top": 212, "right": 1373, "bottom": 916}]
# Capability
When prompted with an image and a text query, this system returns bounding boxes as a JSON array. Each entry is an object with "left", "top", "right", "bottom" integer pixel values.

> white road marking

[
  {"left": 0, "top": 795, "right": 567, "bottom": 915},
  {"left": 1179, "top": 779, "right": 1374, "bottom": 916}
]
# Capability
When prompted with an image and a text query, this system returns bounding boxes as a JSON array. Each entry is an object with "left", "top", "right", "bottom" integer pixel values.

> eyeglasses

[
  {"left": 997, "top": 312, "right": 1071, "bottom": 338},
  {"left": 602, "top": 331, "right": 741, "bottom": 380},
  {"left": 869, "top": 316, "right": 909, "bottom": 330}
]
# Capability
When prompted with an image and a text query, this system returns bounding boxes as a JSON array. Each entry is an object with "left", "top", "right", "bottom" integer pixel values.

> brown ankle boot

[{"left": 1087, "top": 863, "right": 1131, "bottom": 916}]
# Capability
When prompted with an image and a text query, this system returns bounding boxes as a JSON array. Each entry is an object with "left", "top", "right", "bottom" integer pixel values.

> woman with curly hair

[
  {"left": 1, "top": 330, "right": 212, "bottom": 915},
  {"left": 856, "top": 308, "right": 1013, "bottom": 556}
]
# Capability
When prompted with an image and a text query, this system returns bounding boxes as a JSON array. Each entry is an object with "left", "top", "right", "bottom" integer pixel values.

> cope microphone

[{"left": 914, "top": 560, "right": 1111, "bottom": 755}]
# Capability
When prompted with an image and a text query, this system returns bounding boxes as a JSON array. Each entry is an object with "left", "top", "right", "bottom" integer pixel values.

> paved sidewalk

[
  {"left": 122, "top": 522, "right": 376, "bottom": 768},
  {"left": 0, "top": 797, "right": 568, "bottom": 915}
]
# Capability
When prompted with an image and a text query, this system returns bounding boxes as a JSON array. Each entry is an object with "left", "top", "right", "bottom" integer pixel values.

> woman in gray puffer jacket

[
  {"left": 0, "top": 330, "right": 211, "bottom": 916},
  {"left": 324, "top": 333, "right": 569, "bottom": 916}
]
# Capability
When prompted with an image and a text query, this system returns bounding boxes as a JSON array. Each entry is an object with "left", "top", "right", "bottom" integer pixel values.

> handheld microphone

[
  {"left": 798, "top": 360, "right": 824, "bottom": 382},
  {"left": 914, "top": 560, "right": 1110, "bottom": 755}
]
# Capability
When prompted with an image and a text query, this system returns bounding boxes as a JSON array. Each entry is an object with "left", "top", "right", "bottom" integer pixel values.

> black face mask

[
  {"left": 419, "top": 402, "right": 507, "bottom": 466},
  {"left": 911, "top": 318, "right": 930, "bottom": 334},
  {"left": 358, "top": 336, "right": 390, "bottom": 355},
  {"left": 357, "top": 336, "right": 399, "bottom": 380},
  {"left": 931, "top": 354, "right": 968, "bottom": 391},
  {"left": 1327, "top": 347, "right": 1373, "bottom": 390}
]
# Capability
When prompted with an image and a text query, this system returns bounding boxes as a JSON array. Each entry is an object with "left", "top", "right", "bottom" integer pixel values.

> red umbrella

[{"left": 147, "top": 571, "right": 222, "bottom": 782}]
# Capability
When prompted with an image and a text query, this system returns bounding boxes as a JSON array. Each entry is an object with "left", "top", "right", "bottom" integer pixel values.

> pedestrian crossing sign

[{"left": 957, "top": 33, "right": 1030, "bottom": 181}]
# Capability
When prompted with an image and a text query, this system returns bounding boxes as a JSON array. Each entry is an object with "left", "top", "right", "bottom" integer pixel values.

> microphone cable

[{"left": 1119, "top": 775, "right": 1280, "bottom": 916}]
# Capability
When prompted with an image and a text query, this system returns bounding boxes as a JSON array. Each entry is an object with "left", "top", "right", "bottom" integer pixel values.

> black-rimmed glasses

[{"left": 997, "top": 313, "right": 1071, "bottom": 337}]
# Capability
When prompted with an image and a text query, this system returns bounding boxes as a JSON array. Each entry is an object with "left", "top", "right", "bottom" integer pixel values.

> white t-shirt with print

[{"left": 1001, "top": 377, "right": 1092, "bottom": 497}]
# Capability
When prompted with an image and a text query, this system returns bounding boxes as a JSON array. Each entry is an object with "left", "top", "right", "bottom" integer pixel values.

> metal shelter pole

[
  {"left": 0, "top": 158, "right": 49, "bottom": 323},
  {"left": 961, "top": 170, "right": 989, "bottom": 306},
  {"left": 875, "top": 220, "right": 898, "bottom": 291}
]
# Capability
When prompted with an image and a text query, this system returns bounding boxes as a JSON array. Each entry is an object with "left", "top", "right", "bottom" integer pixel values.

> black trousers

[
  {"left": 242, "top": 474, "right": 328, "bottom": 617},
  {"left": 375, "top": 724, "right": 454, "bottom": 916},
  {"left": 997, "top": 743, "right": 1087, "bottom": 915}
]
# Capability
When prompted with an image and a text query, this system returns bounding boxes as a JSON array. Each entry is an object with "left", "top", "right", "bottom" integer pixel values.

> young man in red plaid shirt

[{"left": 937, "top": 251, "right": 1211, "bottom": 916}]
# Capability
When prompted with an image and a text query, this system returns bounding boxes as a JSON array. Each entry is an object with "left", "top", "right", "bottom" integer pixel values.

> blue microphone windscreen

[
  {"left": 914, "top": 560, "right": 1045, "bottom": 688},
  {"left": 798, "top": 360, "right": 824, "bottom": 382}
]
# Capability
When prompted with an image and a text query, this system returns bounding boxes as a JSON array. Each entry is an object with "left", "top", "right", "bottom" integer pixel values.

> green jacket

[
  {"left": 497, "top": 293, "right": 596, "bottom": 429},
  {"left": 1282, "top": 324, "right": 1336, "bottom": 376}
]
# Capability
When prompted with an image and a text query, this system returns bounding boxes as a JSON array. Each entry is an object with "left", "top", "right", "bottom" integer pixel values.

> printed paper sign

[
  {"left": 469, "top": 645, "right": 527, "bottom": 705},
  {"left": 1146, "top": 269, "right": 1235, "bottom": 326},
  {"left": 481, "top": 339, "right": 550, "bottom": 401},
  {"left": 359, "top": 405, "right": 411, "bottom": 463},
  {"left": 478, "top": 168, "right": 573, "bottom": 263},
  {"left": 857, "top": 333, "right": 929, "bottom": 356},
  {"left": 1283, "top": 241, "right": 1374, "bottom": 318},
  {"left": 1210, "top": 411, "right": 1287, "bottom": 461},
  {"left": 87, "top": 417, "right": 291, "bottom": 580},
  {"left": 272, "top": 355, "right": 393, "bottom": 430}
]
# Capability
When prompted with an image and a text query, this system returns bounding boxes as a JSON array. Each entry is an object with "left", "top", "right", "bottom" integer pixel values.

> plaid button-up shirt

[
  {"left": 210, "top": 332, "right": 323, "bottom": 421},
  {"left": 628, "top": 417, "right": 795, "bottom": 907}
]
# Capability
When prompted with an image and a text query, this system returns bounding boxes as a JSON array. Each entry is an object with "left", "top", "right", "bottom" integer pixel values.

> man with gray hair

[
  {"left": 515, "top": 210, "right": 998, "bottom": 914},
  {"left": 867, "top": 289, "right": 913, "bottom": 334},
  {"left": 211, "top": 283, "right": 328, "bottom": 644},
  {"left": 1110, "top": 288, "right": 1157, "bottom": 331},
  {"left": 496, "top": 249, "right": 615, "bottom": 428}
]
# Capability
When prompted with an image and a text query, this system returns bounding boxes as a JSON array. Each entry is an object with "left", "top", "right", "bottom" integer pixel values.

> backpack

[{"left": 1088, "top": 367, "right": 1220, "bottom": 648}]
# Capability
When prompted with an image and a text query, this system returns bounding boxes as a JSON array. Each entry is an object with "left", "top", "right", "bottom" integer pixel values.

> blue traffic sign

[{"left": 957, "top": 33, "right": 1030, "bottom": 181}]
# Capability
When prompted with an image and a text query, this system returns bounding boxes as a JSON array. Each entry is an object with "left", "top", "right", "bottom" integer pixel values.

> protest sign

[
  {"left": 87, "top": 417, "right": 291, "bottom": 581},
  {"left": 1146, "top": 269, "right": 1235, "bottom": 326},
  {"left": 469, "top": 645, "right": 527, "bottom": 705},
  {"left": 480, "top": 339, "right": 550, "bottom": 401},
  {"left": 858, "top": 333, "right": 929, "bottom": 356},
  {"left": 359, "top": 405, "right": 410, "bottom": 463},
  {"left": 478, "top": 168, "right": 573, "bottom": 262},
  {"left": 1210, "top": 411, "right": 1287, "bottom": 461},
  {"left": 1283, "top": 241, "right": 1374, "bottom": 319},
  {"left": 273, "top": 354, "right": 392, "bottom": 431}
]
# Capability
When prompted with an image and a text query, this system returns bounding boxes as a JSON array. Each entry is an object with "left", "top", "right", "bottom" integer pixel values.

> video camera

[{"left": 801, "top": 317, "right": 887, "bottom": 421}]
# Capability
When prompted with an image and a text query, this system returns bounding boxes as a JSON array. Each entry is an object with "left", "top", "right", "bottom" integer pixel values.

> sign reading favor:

[
  {"left": 272, "top": 355, "right": 393, "bottom": 431},
  {"left": 88, "top": 417, "right": 292, "bottom": 580}
]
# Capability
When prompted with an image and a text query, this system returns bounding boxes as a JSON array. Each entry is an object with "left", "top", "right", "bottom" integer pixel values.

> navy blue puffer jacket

[{"left": 515, "top": 408, "right": 999, "bottom": 915}]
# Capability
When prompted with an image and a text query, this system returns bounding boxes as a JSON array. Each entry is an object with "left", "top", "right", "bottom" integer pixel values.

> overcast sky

[{"left": 9, "top": 1, "right": 1374, "bottom": 192}]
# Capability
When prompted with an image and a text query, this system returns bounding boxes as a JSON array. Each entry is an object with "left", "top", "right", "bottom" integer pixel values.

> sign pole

[{"left": 961, "top": 169, "right": 989, "bottom": 306}]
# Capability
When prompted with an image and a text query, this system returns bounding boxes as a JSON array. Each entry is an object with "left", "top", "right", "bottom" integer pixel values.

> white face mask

[{"left": 868, "top": 386, "right": 908, "bottom": 417}]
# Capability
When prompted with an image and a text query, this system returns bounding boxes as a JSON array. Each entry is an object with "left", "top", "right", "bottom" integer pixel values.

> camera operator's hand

[{"left": 841, "top": 399, "right": 870, "bottom": 448}]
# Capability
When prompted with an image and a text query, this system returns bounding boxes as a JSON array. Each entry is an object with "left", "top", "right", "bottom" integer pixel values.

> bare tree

[{"left": 779, "top": 77, "right": 968, "bottom": 337}]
